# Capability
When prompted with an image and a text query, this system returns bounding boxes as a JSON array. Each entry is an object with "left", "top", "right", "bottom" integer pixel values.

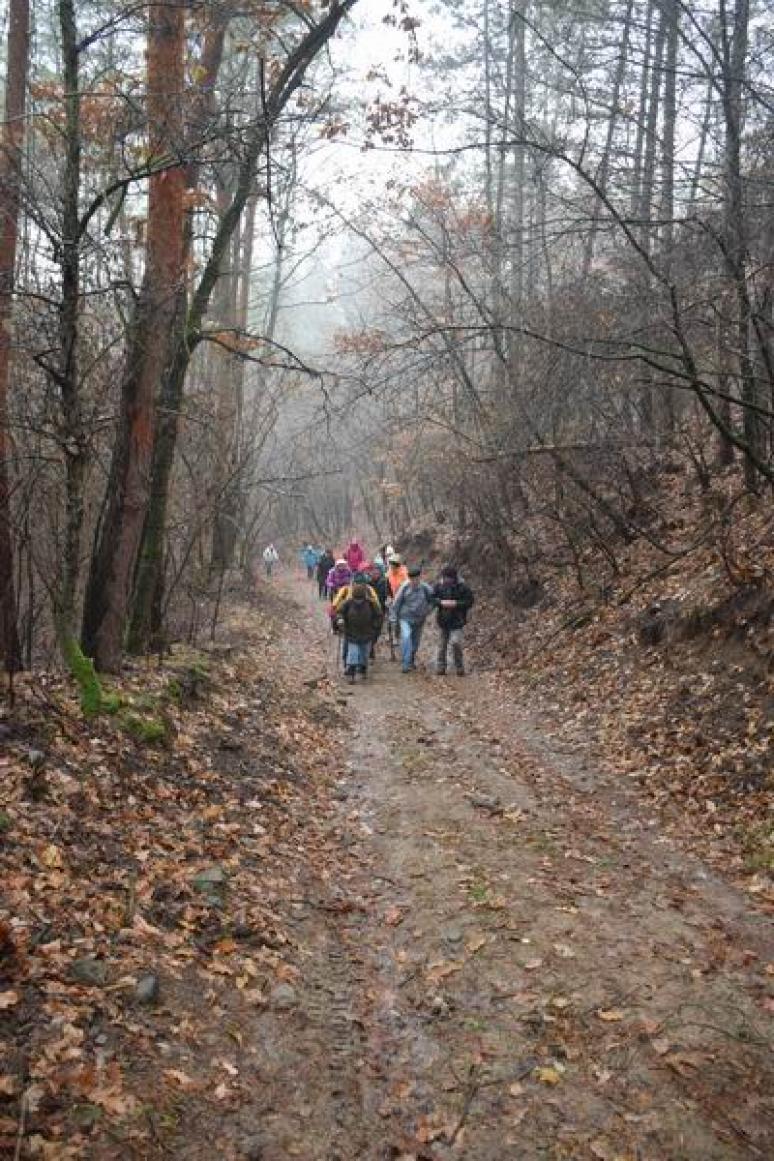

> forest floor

[{"left": 2, "top": 572, "right": 773, "bottom": 1159}]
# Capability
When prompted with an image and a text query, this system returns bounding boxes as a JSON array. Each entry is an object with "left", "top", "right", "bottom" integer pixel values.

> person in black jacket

[
  {"left": 315, "top": 549, "right": 335, "bottom": 599},
  {"left": 338, "top": 584, "right": 383, "bottom": 681},
  {"left": 432, "top": 564, "right": 474, "bottom": 676}
]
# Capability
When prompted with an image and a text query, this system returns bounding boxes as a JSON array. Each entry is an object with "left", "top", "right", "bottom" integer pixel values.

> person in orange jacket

[{"left": 386, "top": 553, "right": 409, "bottom": 598}]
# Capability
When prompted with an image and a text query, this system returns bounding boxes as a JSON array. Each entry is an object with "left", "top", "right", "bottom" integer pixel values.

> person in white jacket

[{"left": 262, "top": 544, "right": 279, "bottom": 577}]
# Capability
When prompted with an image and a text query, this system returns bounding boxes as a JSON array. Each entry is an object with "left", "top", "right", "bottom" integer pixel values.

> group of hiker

[{"left": 300, "top": 540, "right": 475, "bottom": 682}]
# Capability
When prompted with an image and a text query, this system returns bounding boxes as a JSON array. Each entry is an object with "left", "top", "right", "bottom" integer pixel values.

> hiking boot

[
  {"left": 455, "top": 668, "right": 466, "bottom": 677},
  {"left": 436, "top": 668, "right": 446, "bottom": 676}
]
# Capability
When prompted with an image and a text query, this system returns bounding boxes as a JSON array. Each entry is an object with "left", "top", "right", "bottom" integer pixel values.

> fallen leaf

[
  {"left": 534, "top": 1066, "right": 561, "bottom": 1085},
  {"left": 425, "top": 959, "right": 464, "bottom": 984},
  {"left": 553, "top": 942, "right": 575, "bottom": 959},
  {"left": 0, "top": 991, "right": 19, "bottom": 1009},
  {"left": 164, "top": 1069, "right": 197, "bottom": 1089},
  {"left": 384, "top": 905, "right": 405, "bottom": 927},
  {"left": 597, "top": 1008, "right": 625, "bottom": 1022}
]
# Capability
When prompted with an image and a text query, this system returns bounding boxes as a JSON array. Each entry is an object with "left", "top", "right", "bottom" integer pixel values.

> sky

[{"left": 270, "top": 0, "right": 462, "bottom": 361}]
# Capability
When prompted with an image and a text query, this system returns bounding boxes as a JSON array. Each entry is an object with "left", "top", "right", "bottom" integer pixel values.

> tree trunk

[
  {"left": 82, "top": 1, "right": 186, "bottom": 670},
  {"left": 0, "top": 0, "right": 29, "bottom": 672},
  {"left": 210, "top": 198, "right": 241, "bottom": 575},
  {"left": 630, "top": 0, "right": 655, "bottom": 221},
  {"left": 56, "top": 0, "right": 89, "bottom": 658},
  {"left": 659, "top": 0, "right": 679, "bottom": 433},
  {"left": 507, "top": 2, "right": 527, "bottom": 387},
  {"left": 128, "top": 16, "right": 228, "bottom": 654},
  {"left": 719, "top": 0, "right": 763, "bottom": 488},
  {"left": 127, "top": 1, "right": 357, "bottom": 651}
]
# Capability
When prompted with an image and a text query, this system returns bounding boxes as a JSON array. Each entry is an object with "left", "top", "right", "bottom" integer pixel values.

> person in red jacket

[{"left": 345, "top": 541, "right": 365, "bottom": 572}]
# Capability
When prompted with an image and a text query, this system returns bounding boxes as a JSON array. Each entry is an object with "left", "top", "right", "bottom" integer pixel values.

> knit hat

[{"left": 441, "top": 564, "right": 458, "bottom": 579}]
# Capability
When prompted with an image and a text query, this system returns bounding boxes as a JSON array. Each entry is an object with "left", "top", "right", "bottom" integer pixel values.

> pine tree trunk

[
  {"left": 0, "top": 0, "right": 29, "bottom": 673},
  {"left": 82, "top": 1, "right": 186, "bottom": 670},
  {"left": 127, "top": 1, "right": 357, "bottom": 651}
]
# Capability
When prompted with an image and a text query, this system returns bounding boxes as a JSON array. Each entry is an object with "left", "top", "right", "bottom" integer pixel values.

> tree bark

[
  {"left": 0, "top": 0, "right": 29, "bottom": 672},
  {"left": 82, "top": 1, "right": 186, "bottom": 670},
  {"left": 659, "top": 0, "right": 679, "bottom": 433},
  {"left": 128, "top": 0, "right": 357, "bottom": 652},
  {"left": 56, "top": 0, "right": 89, "bottom": 657},
  {"left": 719, "top": 0, "right": 763, "bottom": 488}
]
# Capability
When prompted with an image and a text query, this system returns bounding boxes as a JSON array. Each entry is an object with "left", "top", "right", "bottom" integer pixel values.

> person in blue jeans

[
  {"left": 392, "top": 566, "right": 435, "bottom": 672},
  {"left": 337, "top": 583, "right": 383, "bottom": 682}
]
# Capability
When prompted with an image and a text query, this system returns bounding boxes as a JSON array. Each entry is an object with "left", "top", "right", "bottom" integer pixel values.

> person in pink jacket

[{"left": 345, "top": 541, "right": 365, "bottom": 572}]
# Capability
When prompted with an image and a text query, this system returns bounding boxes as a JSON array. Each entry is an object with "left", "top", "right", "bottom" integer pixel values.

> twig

[
  {"left": 447, "top": 1062, "right": 478, "bottom": 1145},
  {"left": 14, "top": 1091, "right": 27, "bottom": 1161},
  {"left": 124, "top": 871, "right": 137, "bottom": 927}
]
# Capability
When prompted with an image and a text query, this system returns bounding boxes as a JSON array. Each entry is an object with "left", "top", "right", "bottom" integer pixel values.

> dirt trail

[{"left": 209, "top": 576, "right": 774, "bottom": 1160}]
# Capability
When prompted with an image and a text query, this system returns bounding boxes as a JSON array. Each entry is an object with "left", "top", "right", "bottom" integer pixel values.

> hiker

[
  {"left": 366, "top": 561, "right": 390, "bottom": 614},
  {"left": 432, "top": 564, "right": 474, "bottom": 676},
  {"left": 337, "top": 583, "right": 383, "bottom": 682},
  {"left": 302, "top": 544, "right": 319, "bottom": 579},
  {"left": 316, "top": 549, "right": 335, "bottom": 599},
  {"left": 345, "top": 540, "right": 365, "bottom": 573},
  {"left": 326, "top": 557, "right": 352, "bottom": 599},
  {"left": 332, "top": 571, "right": 382, "bottom": 617},
  {"left": 392, "top": 565, "right": 435, "bottom": 673},
  {"left": 364, "top": 561, "right": 389, "bottom": 658},
  {"left": 336, "top": 566, "right": 385, "bottom": 661},
  {"left": 386, "top": 553, "right": 408, "bottom": 598},
  {"left": 262, "top": 543, "right": 279, "bottom": 577}
]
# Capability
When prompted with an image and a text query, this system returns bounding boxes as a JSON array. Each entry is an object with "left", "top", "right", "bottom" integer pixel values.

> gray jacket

[{"left": 392, "top": 580, "right": 435, "bottom": 625}]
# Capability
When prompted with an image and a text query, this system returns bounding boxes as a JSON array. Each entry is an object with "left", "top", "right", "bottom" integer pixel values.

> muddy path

[{"left": 200, "top": 576, "right": 774, "bottom": 1160}]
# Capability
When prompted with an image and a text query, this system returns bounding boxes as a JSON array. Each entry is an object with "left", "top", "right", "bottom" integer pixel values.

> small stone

[
  {"left": 240, "top": 1136, "right": 264, "bottom": 1160},
  {"left": 192, "top": 865, "right": 227, "bottom": 892},
  {"left": 469, "top": 793, "right": 503, "bottom": 815},
  {"left": 71, "top": 957, "right": 107, "bottom": 986},
  {"left": 270, "top": 983, "right": 298, "bottom": 1010},
  {"left": 135, "top": 973, "right": 160, "bottom": 1004},
  {"left": 444, "top": 926, "right": 464, "bottom": 944}
]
